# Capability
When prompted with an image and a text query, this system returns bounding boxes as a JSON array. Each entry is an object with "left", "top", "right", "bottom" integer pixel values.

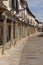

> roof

[
  {"left": 20, "top": 0, "right": 35, "bottom": 18},
  {"left": 20, "top": 0, "right": 26, "bottom": 4},
  {"left": 35, "top": 19, "right": 39, "bottom": 24},
  {"left": 20, "top": 0, "right": 28, "bottom": 7},
  {"left": 26, "top": 7, "right": 35, "bottom": 18}
]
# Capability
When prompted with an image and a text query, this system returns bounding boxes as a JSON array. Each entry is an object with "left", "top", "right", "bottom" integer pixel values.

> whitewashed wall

[{"left": 3, "top": 0, "right": 11, "bottom": 10}]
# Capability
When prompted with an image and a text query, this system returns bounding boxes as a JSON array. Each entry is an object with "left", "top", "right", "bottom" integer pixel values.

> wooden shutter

[
  {"left": 12, "top": 0, "right": 19, "bottom": 13},
  {"left": 16, "top": 0, "right": 19, "bottom": 13},
  {"left": 12, "top": 0, "right": 16, "bottom": 9}
]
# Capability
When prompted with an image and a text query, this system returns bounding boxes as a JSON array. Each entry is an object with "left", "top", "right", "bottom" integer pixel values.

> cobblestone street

[
  {"left": 0, "top": 32, "right": 43, "bottom": 65},
  {"left": 19, "top": 32, "right": 43, "bottom": 65}
]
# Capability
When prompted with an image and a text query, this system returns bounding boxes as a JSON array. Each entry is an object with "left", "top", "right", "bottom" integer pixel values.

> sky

[{"left": 27, "top": 0, "right": 43, "bottom": 22}]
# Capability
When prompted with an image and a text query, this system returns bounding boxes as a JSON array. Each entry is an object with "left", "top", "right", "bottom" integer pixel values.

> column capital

[{"left": 2, "top": 11, "right": 8, "bottom": 20}]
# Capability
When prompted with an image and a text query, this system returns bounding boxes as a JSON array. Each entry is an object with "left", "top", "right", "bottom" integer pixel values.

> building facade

[{"left": 0, "top": 0, "right": 39, "bottom": 54}]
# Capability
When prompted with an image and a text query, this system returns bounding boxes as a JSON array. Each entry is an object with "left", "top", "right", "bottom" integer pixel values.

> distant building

[{"left": 38, "top": 22, "right": 43, "bottom": 32}]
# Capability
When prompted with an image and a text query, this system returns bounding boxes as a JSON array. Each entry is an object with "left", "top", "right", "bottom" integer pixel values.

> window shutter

[
  {"left": 16, "top": 0, "right": 19, "bottom": 13},
  {"left": 12, "top": 0, "right": 16, "bottom": 10},
  {"left": 9, "top": 0, "right": 19, "bottom": 13}
]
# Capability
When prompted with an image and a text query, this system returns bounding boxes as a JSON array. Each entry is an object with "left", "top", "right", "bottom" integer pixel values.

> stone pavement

[
  {"left": 19, "top": 32, "right": 43, "bottom": 65},
  {"left": 0, "top": 32, "right": 43, "bottom": 65},
  {"left": 0, "top": 36, "right": 28, "bottom": 65}
]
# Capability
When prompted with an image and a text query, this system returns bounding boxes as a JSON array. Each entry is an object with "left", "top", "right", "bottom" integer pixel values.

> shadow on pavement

[{"left": 38, "top": 33, "right": 43, "bottom": 37}]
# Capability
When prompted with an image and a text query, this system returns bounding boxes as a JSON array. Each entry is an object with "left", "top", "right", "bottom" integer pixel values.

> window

[
  {"left": 12, "top": 0, "right": 16, "bottom": 9},
  {"left": 12, "top": 0, "right": 19, "bottom": 13}
]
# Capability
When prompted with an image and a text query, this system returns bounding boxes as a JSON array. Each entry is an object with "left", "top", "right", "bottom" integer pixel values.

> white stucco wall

[
  {"left": 3, "top": 0, "right": 12, "bottom": 10},
  {"left": 18, "top": 0, "right": 23, "bottom": 10}
]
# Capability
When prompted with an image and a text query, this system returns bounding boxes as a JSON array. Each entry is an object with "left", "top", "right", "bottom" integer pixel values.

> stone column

[
  {"left": 21, "top": 24, "right": 25, "bottom": 38},
  {"left": 26, "top": 26, "right": 27, "bottom": 36},
  {"left": 24, "top": 25, "right": 26, "bottom": 37},
  {"left": 20, "top": 24, "right": 22, "bottom": 39},
  {"left": 24, "top": 26, "right": 26, "bottom": 37},
  {"left": 25, "top": 26, "right": 27, "bottom": 37},
  {"left": 27, "top": 26, "right": 29, "bottom": 36},
  {"left": 26, "top": 26, "right": 28, "bottom": 36},
  {"left": 23, "top": 25, "right": 25, "bottom": 37},
  {"left": 19, "top": 25, "right": 21, "bottom": 40},
  {"left": 15, "top": 23, "right": 18, "bottom": 42},
  {"left": 22, "top": 24, "right": 24, "bottom": 38},
  {"left": 10, "top": 21, "right": 13, "bottom": 47},
  {"left": 17, "top": 24, "right": 20, "bottom": 40},
  {"left": 24, "top": 25, "right": 25, "bottom": 37},
  {"left": 23, "top": 25, "right": 26, "bottom": 37},
  {"left": 21, "top": 24, "right": 23, "bottom": 38},
  {"left": 2, "top": 16, "right": 7, "bottom": 54},
  {"left": 22, "top": 25, "right": 25, "bottom": 38}
]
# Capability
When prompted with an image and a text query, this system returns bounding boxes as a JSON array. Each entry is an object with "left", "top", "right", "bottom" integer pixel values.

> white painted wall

[
  {"left": 3, "top": 0, "right": 12, "bottom": 10},
  {"left": 18, "top": 0, "right": 23, "bottom": 10},
  {"left": 3, "top": 0, "right": 8, "bottom": 7}
]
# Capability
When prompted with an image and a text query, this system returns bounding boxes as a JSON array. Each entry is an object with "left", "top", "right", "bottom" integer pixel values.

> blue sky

[{"left": 27, "top": 0, "right": 43, "bottom": 22}]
